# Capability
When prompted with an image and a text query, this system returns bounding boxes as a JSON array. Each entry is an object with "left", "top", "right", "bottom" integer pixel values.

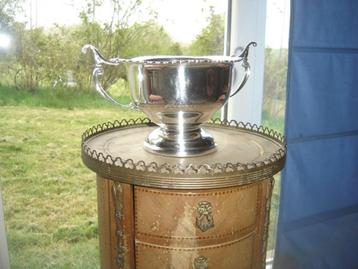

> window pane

[
  {"left": 263, "top": 0, "right": 290, "bottom": 264},
  {"left": 0, "top": 1, "right": 225, "bottom": 268}
]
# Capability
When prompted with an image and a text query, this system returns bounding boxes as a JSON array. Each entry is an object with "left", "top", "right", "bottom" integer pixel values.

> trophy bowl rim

[{"left": 129, "top": 55, "right": 243, "bottom": 64}]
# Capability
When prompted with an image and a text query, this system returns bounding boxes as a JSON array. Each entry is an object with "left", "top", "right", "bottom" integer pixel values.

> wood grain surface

[{"left": 97, "top": 177, "right": 272, "bottom": 269}]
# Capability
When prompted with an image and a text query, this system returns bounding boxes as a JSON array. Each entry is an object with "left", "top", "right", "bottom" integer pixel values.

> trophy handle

[
  {"left": 229, "top": 41, "right": 257, "bottom": 98},
  {"left": 82, "top": 44, "right": 136, "bottom": 109}
]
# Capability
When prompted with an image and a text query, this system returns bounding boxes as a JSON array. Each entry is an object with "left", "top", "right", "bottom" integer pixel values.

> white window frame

[
  {"left": 0, "top": 189, "right": 10, "bottom": 269},
  {"left": 223, "top": 1, "right": 274, "bottom": 268},
  {"left": 222, "top": 0, "right": 266, "bottom": 126}
]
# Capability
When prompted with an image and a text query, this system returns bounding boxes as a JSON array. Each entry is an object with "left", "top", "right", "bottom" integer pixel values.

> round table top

[{"left": 81, "top": 119, "right": 286, "bottom": 189}]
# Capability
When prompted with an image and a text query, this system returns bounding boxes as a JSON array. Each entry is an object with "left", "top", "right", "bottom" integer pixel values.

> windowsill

[
  {"left": 266, "top": 249, "right": 274, "bottom": 269},
  {"left": 266, "top": 258, "right": 273, "bottom": 269}
]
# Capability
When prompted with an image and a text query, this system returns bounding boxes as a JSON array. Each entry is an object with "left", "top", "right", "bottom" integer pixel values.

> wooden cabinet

[{"left": 97, "top": 178, "right": 272, "bottom": 269}]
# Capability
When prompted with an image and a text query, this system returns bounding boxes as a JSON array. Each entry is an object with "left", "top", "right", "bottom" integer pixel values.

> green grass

[
  {"left": 0, "top": 86, "right": 284, "bottom": 267},
  {"left": 0, "top": 103, "right": 143, "bottom": 269},
  {"left": 262, "top": 111, "right": 284, "bottom": 252},
  {"left": 0, "top": 85, "right": 131, "bottom": 109},
  {"left": 262, "top": 111, "right": 285, "bottom": 133}
]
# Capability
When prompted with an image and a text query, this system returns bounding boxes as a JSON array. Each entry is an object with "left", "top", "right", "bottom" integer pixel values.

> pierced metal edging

[{"left": 81, "top": 118, "right": 286, "bottom": 180}]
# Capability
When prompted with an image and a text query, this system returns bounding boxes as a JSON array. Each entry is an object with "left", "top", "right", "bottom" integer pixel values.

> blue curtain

[{"left": 274, "top": 1, "right": 358, "bottom": 268}]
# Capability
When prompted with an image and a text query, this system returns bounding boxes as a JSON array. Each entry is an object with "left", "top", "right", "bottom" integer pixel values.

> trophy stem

[
  {"left": 160, "top": 124, "right": 202, "bottom": 141},
  {"left": 144, "top": 124, "right": 216, "bottom": 157}
]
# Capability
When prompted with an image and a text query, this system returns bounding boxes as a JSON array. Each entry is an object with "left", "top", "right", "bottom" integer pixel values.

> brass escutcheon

[
  {"left": 194, "top": 256, "right": 208, "bottom": 269},
  {"left": 196, "top": 201, "right": 214, "bottom": 232}
]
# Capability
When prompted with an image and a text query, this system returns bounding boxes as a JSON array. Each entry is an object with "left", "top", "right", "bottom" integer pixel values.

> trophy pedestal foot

[{"left": 144, "top": 127, "right": 216, "bottom": 157}]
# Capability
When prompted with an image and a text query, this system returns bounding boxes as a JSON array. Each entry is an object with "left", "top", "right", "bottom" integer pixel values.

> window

[{"left": 0, "top": 0, "right": 289, "bottom": 267}]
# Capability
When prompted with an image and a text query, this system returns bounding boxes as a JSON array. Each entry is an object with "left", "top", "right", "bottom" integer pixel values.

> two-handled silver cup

[{"left": 82, "top": 42, "right": 256, "bottom": 157}]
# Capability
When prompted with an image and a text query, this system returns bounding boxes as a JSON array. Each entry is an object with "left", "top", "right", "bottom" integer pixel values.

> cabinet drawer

[
  {"left": 135, "top": 181, "right": 265, "bottom": 245},
  {"left": 135, "top": 232, "right": 255, "bottom": 269}
]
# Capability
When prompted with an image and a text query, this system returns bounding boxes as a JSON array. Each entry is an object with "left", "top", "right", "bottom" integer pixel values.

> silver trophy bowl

[{"left": 82, "top": 42, "right": 256, "bottom": 157}]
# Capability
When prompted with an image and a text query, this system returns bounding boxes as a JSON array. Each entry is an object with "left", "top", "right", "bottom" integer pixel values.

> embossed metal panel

[
  {"left": 135, "top": 182, "right": 264, "bottom": 247},
  {"left": 135, "top": 233, "right": 255, "bottom": 269}
]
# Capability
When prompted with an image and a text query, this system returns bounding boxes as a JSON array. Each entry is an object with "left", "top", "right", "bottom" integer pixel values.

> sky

[{"left": 17, "top": 0, "right": 289, "bottom": 48}]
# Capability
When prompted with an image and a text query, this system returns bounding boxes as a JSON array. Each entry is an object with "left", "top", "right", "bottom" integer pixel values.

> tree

[
  {"left": 71, "top": 0, "right": 184, "bottom": 90},
  {"left": 13, "top": 26, "right": 48, "bottom": 90},
  {"left": 263, "top": 48, "right": 288, "bottom": 118},
  {"left": 0, "top": 0, "right": 183, "bottom": 91},
  {"left": 188, "top": 12, "right": 224, "bottom": 56},
  {"left": 0, "top": 0, "right": 23, "bottom": 30}
]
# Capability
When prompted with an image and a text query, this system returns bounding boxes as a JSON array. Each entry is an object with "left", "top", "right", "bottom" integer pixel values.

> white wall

[
  {"left": 0, "top": 190, "right": 10, "bottom": 269},
  {"left": 224, "top": 0, "right": 267, "bottom": 125}
]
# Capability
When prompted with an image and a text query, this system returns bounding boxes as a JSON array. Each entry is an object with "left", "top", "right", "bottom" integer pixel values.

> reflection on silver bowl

[{"left": 82, "top": 42, "right": 256, "bottom": 157}]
